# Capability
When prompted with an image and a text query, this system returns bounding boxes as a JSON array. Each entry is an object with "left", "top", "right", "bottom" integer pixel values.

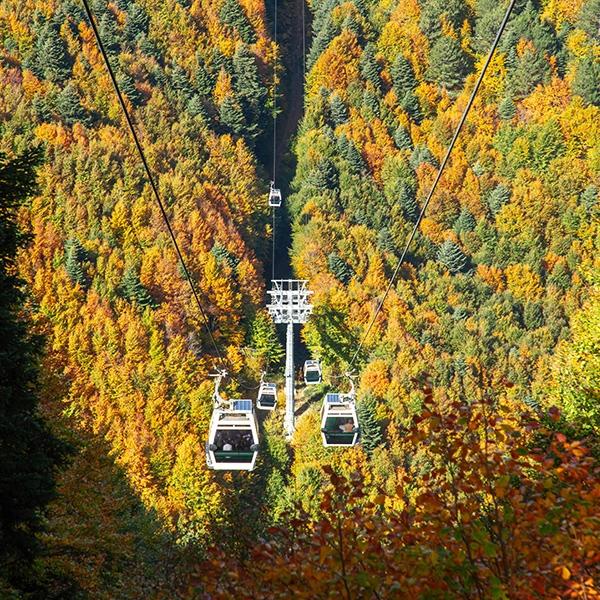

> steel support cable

[
  {"left": 271, "top": 0, "right": 279, "bottom": 282},
  {"left": 80, "top": 0, "right": 225, "bottom": 367},
  {"left": 349, "top": 0, "right": 518, "bottom": 369}
]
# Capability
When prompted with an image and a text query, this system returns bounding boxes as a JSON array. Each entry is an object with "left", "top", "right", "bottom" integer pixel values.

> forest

[{"left": 0, "top": 0, "right": 598, "bottom": 598}]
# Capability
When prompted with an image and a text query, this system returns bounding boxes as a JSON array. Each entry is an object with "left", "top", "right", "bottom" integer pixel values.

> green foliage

[
  {"left": 118, "top": 71, "right": 142, "bottom": 107},
  {"left": 120, "top": 268, "right": 156, "bottom": 309},
  {"left": 573, "top": 57, "right": 600, "bottom": 107},
  {"left": 390, "top": 54, "right": 416, "bottom": 98},
  {"left": 437, "top": 239, "right": 468, "bottom": 273},
  {"left": 64, "top": 238, "right": 87, "bottom": 288},
  {"left": 487, "top": 184, "right": 511, "bottom": 215},
  {"left": 328, "top": 252, "right": 354, "bottom": 284},
  {"left": 0, "top": 150, "right": 65, "bottom": 595},
  {"left": 124, "top": 3, "right": 149, "bottom": 43},
  {"left": 330, "top": 93, "right": 349, "bottom": 125},
  {"left": 356, "top": 395, "right": 383, "bottom": 456},
  {"left": 550, "top": 295, "right": 600, "bottom": 434},
  {"left": 399, "top": 91, "right": 423, "bottom": 123},
  {"left": 498, "top": 96, "right": 516, "bottom": 120},
  {"left": 393, "top": 125, "right": 413, "bottom": 150},
  {"left": 219, "top": 96, "right": 246, "bottom": 135},
  {"left": 249, "top": 311, "right": 284, "bottom": 366},
  {"left": 419, "top": 0, "right": 471, "bottom": 40},
  {"left": 506, "top": 45, "right": 550, "bottom": 99},
  {"left": 427, "top": 35, "right": 472, "bottom": 90},
  {"left": 453, "top": 207, "right": 476, "bottom": 233},
  {"left": 220, "top": 0, "right": 256, "bottom": 44},
  {"left": 26, "top": 22, "right": 71, "bottom": 83},
  {"left": 360, "top": 43, "right": 381, "bottom": 91}
]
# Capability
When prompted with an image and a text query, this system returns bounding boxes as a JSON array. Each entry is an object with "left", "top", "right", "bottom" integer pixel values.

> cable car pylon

[{"left": 267, "top": 280, "right": 313, "bottom": 437}]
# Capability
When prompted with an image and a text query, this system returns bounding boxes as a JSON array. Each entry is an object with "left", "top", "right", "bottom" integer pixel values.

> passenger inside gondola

[{"left": 214, "top": 430, "right": 253, "bottom": 451}]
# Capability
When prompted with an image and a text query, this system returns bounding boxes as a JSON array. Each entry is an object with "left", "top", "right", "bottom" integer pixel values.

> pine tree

[
  {"left": 580, "top": 185, "right": 598, "bottom": 212},
  {"left": 362, "top": 88, "right": 380, "bottom": 118},
  {"left": 39, "top": 24, "right": 70, "bottom": 83},
  {"left": 498, "top": 96, "right": 516, "bottom": 120},
  {"left": 328, "top": 253, "right": 354, "bottom": 284},
  {"left": 437, "top": 239, "right": 468, "bottom": 273},
  {"left": 124, "top": 3, "right": 148, "bottom": 43},
  {"left": 523, "top": 301, "right": 544, "bottom": 330},
  {"left": 219, "top": 96, "right": 246, "bottom": 135},
  {"left": 393, "top": 125, "right": 413, "bottom": 150},
  {"left": 390, "top": 54, "right": 415, "bottom": 98},
  {"left": 195, "top": 54, "right": 214, "bottom": 96},
  {"left": 220, "top": 0, "right": 256, "bottom": 44},
  {"left": 233, "top": 44, "right": 264, "bottom": 107},
  {"left": 56, "top": 83, "right": 89, "bottom": 126},
  {"left": 400, "top": 91, "right": 423, "bottom": 123},
  {"left": 330, "top": 93, "right": 348, "bottom": 125},
  {"left": 398, "top": 183, "right": 419, "bottom": 221},
  {"left": 99, "top": 12, "right": 120, "bottom": 55},
  {"left": 337, "top": 133, "right": 350, "bottom": 156},
  {"left": 118, "top": 71, "right": 142, "bottom": 107},
  {"left": 453, "top": 207, "right": 476, "bottom": 233},
  {"left": 577, "top": 0, "right": 600, "bottom": 42},
  {"left": 0, "top": 150, "right": 65, "bottom": 594},
  {"left": 307, "top": 19, "right": 335, "bottom": 69},
  {"left": 187, "top": 94, "right": 207, "bottom": 118},
  {"left": 64, "top": 238, "right": 87, "bottom": 287},
  {"left": 573, "top": 57, "right": 600, "bottom": 107},
  {"left": 121, "top": 268, "right": 156, "bottom": 309},
  {"left": 410, "top": 145, "right": 437, "bottom": 169},
  {"left": 171, "top": 64, "right": 194, "bottom": 100},
  {"left": 506, "top": 45, "right": 549, "bottom": 99},
  {"left": 211, "top": 243, "right": 239, "bottom": 269},
  {"left": 360, "top": 43, "right": 381, "bottom": 91},
  {"left": 487, "top": 184, "right": 511, "bottom": 215},
  {"left": 346, "top": 141, "right": 365, "bottom": 175},
  {"left": 249, "top": 311, "right": 284, "bottom": 366},
  {"left": 427, "top": 35, "right": 472, "bottom": 90},
  {"left": 357, "top": 396, "right": 383, "bottom": 456}
]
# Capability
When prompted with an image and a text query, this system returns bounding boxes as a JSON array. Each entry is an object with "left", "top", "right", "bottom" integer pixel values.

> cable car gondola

[
  {"left": 257, "top": 372, "right": 277, "bottom": 411},
  {"left": 304, "top": 359, "right": 322, "bottom": 385},
  {"left": 268, "top": 181, "right": 282, "bottom": 207},
  {"left": 206, "top": 371, "right": 259, "bottom": 471},
  {"left": 320, "top": 374, "right": 359, "bottom": 447}
]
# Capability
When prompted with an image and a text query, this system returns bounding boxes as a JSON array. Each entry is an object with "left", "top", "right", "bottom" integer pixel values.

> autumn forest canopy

[{"left": 0, "top": 0, "right": 599, "bottom": 597}]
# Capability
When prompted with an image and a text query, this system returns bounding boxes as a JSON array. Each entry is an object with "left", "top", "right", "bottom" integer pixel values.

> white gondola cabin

[
  {"left": 304, "top": 359, "right": 322, "bottom": 385},
  {"left": 206, "top": 372, "right": 259, "bottom": 471},
  {"left": 268, "top": 182, "right": 282, "bottom": 207},
  {"left": 257, "top": 380, "right": 277, "bottom": 411},
  {"left": 320, "top": 375, "right": 359, "bottom": 447}
]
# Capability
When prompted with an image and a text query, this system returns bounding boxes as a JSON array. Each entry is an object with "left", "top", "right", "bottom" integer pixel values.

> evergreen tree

[
  {"left": 118, "top": 71, "right": 142, "bottom": 107},
  {"left": 0, "top": 150, "right": 65, "bottom": 595},
  {"left": 506, "top": 45, "right": 549, "bottom": 99},
  {"left": 400, "top": 91, "right": 423, "bottom": 123},
  {"left": 56, "top": 83, "right": 89, "bottom": 126},
  {"left": 64, "top": 238, "right": 87, "bottom": 287},
  {"left": 249, "top": 311, "right": 284, "bottom": 366},
  {"left": 362, "top": 88, "right": 380, "bottom": 118},
  {"left": 211, "top": 243, "right": 239, "bottom": 269},
  {"left": 498, "top": 96, "right": 516, "bottom": 120},
  {"left": 31, "top": 94, "right": 52, "bottom": 122},
  {"left": 307, "top": 19, "right": 335, "bottom": 69},
  {"left": 171, "top": 64, "right": 194, "bottom": 100},
  {"left": 426, "top": 35, "right": 472, "bottom": 91},
  {"left": 187, "top": 94, "right": 207, "bottom": 118},
  {"left": 580, "top": 185, "right": 598, "bottom": 213},
  {"left": 393, "top": 125, "right": 413, "bottom": 150},
  {"left": 453, "top": 207, "right": 476, "bottom": 233},
  {"left": 487, "top": 184, "right": 511, "bottom": 215},
  {"left": 327, "top": 253, "right": 354, "bottom": 284},
  {"left": 398, "top": 183, "right": 419, "bottom": 221},
  {"left": 577, "top": 0, "right": 600, "bottom": 42},
  {"left": 330, "top": 93, "right": 348, "bottom": 125},
  {"left": 410, "top": 145, "right": 437, "bottom": 169},
  {"left": 99, "top": 12, "right": 120, "bottom": 55},
  {"left": 311, "top": 159, "right": 338, "bottom": 191},
  {"left": 420, "top": 0, "right": 470, "bottom": 40},
  {"left": 390, "top": 54, "right": 415, "bottom": 98},
  {"left": 219, "top": 96, "right": 246, "bottom": 135},
  {"left": 437, "top": 239, "right": 468, "bottom": 273},
  {"left": 38, "top": 24, "right": 71, "bottom": 83},
  {"left": 573, "top": 57, "right": 600, "bottom": 107},
  {"left": 336, "top": 133, "right": 350, "bottom": 156},
  {"left": 121, "top": 267, "right": 156, "bottom": 309},
  {"left": 357, "top": 395, "right": 383, "bottom": 456},
  {"left": 346, "top": 141, "right": 365, "bottom": 175},
  {"left": 523, "top": 301, "right": 544, "bottom": 330},
  {"left": 220, "top": 0, "right": 256, "bottom": 44},
  {"left": 233, "top": 44, "right": 264, "bottom": 108},
  {"left": 124, "top": 3, "right": 149, "bottom": 43},
  {"left": 360, "top": 43, "right": 381, "bottom": 91},
  {"left": 195, "top": 54, "right": 214, "bottom": 96}
]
